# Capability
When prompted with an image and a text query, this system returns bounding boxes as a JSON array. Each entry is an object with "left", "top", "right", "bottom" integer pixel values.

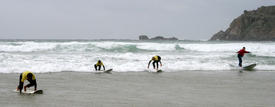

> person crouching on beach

[
  {"left": 16, "top": 71, "right": 37, "bottom": 93},
  {"left": 94, "top": 60, "right": 105, "bottom": 71},
  {"left": 148, "top": 55, "right": 162, "bottom": 70},
  {"left": 237, "top": 47, "right": 250, "bottom": 67}
]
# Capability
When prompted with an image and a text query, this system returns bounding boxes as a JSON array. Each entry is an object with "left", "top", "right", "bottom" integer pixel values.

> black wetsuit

[
  {"left": 94, "top": 61, "right": 105, "bottom": 71},
  {"left": 237, "top": 54, "right": 242, "bottom": 67},
  {"left": 148, "top": 56, "right": 162, "bottom": 69}
]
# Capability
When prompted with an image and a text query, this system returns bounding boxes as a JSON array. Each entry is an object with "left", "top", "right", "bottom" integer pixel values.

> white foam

[
  {"left": 179, "top": 42, "right": 275, "bottom": 56},
  {"left": 137, "top": 43, "right": 176, "bottom": 51},
  {"left": 0, "top": 41, "right": 275, "bottom": 73},
  {"left": 0, "top": 42, "right": 56, "bottom": 52}
]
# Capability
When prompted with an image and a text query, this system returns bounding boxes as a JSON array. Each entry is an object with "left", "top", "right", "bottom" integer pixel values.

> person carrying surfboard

[
  {"left": 16, "top": 71, "right": 37, "bottom": 93},
  {"left": 94, "top": 60, "right": 105, "bottom": 71},
  {"left": 237, "top": 47, "right": 250, "bottom": 67},
  {"left": 148, "top": 55, "right": 162, "bottom": 70}
]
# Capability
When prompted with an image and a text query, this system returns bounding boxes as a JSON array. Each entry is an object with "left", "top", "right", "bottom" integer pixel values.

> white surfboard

[
  {"left": 14, "top": 89, "right": 43, "bottom": 94},
  {"left": 148, "top": 69, "right": 163, "bottom": 73},
  {"left": 95, "top": 69, "right": 112, "bottom": 74}
]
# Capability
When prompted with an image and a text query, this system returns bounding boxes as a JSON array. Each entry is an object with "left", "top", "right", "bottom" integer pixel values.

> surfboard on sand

[
  {"left": 95, "top": 69, "right": 112, "bottom": 74},
  {"left": 243, "top": 64, "right": 257, "bottom": 70},
  {"left": 147, "top": 69, "right": 163, "bottom": 73},
  {"left": 14, "top": 89, "right": 43, "bottom": 94}
]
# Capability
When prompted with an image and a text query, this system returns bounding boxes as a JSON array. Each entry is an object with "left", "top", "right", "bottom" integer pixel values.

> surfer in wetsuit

[
  {"left": 94, "top": 60, "right": 105, "bottom": 71},
  {"left": 237, "top": 47, "right": 250, "bottom": 67},
  {"left": 16, "top": 71, "right": 37, "bottom": 93},
  {"left": 148, "top": 55, "right": 162, "bottom": 70}
]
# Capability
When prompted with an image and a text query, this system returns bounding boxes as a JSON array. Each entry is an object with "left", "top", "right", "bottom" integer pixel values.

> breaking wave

[{"left": 0, "top": 40, "right": 275, "bottom": 73}]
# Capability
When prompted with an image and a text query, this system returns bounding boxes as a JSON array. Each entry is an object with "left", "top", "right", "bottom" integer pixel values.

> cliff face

[{"left": 210, "top": 6, "right": 275, "bottom": 41}]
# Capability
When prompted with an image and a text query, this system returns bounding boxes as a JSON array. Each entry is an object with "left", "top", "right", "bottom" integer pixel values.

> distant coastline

[{"left": 139, "top": 35, "right": 178, "bottom": 40}]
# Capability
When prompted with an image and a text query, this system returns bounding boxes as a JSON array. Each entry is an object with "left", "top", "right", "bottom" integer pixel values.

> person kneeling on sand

[
  {"left": 94, "top": 60, "right": 105, "bottom": 71},
  {"left": 148, "top": 55, "right": 162, "bottom": 70},
  {"left": 16, "top": 71, "right": 37, "bottom": 93}
]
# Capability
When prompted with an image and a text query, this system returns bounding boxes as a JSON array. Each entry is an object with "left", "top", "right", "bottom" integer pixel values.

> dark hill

[{"left": 210, "top": 6, "right": 275, "bottom": 41}]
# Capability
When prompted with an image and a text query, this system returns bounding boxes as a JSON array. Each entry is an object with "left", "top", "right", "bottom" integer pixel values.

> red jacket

[{"left": 238, "top": 49, "right": 250, "bottom": 56}]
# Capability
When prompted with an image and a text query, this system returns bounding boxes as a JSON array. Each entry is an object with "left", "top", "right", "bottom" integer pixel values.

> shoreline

[{"left": 1, "top": 69, "right": 274, "bottom": 74}]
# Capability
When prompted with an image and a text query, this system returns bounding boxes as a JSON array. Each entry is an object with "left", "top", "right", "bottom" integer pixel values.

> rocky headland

[
  {"left": 210, "top": 6, "right": 275, "bottom": 41},
  {"left": 139, "top": 35, "right": 178, "bottom": 40}
]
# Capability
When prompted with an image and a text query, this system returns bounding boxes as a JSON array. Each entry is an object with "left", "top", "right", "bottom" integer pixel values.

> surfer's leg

[
  {"left": 94, "top": 64, "right": 98, "bottom": 71},
  {"left": 99, "top": 66, "right": 101, "bottom": 71},
  {"left": 238, "top": 54, "right": 242, "bottom": 67},
  {"left": 156, "top": 62, "right": 159, "bottom": 70},
  {"left": 152, "top": 61, "right": 156, "bottom": 69},
  {"left": 26, "top": 79, "right": 37, "bottom": 88}
]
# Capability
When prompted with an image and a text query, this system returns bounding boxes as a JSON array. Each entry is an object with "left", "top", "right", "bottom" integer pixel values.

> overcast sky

[{"left": 0, "top": 0, "right": 274, "bottom": 40}]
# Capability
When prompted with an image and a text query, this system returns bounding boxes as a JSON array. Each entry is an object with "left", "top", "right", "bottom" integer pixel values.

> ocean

[
  {"left": 0, "top": 39, "right": 275, "bottom": 73},
  {"left": 1, "top": 39, "right": 275, "bottom": 107}
]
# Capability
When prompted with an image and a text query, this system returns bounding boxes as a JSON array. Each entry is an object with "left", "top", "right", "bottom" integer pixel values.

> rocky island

[
  {"left": 139, "top": 35, "right": 178, "bottom": 40},
  {"left": 210, "top": 6, "right": 275, "bottom": 41}
]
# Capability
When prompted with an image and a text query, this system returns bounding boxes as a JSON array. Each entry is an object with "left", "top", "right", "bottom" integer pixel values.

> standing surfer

[
  {"left": 148, "top": 55, "right": 162, "bottom": 70},
  {"left": 94, "top": 60, "right": 105, "bottom": 71},
  {"left": 237, "top": 47, "right": 250, "bottom": 67}
]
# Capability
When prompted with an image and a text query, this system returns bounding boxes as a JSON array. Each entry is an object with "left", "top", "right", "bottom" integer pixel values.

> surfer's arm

[
  {"left": 148, "top": 60, "right": 152, "bottom": 68},
  {"left": 159, "top": 61, "right": 162, "bottom": 66},
  {"left": 34, "top": 80, "right": 37, "bottom": 91},
  {"left": 18, "top": 82, "right": 24, "bottom": 93},
  {"left": 17, "top": 74, "right": 24, "bottom": 93}
]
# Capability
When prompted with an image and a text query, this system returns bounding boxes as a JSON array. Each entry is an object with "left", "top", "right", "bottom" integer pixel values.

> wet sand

[{"left": 1, "top": 71, "right": 275, "bottom": 107}]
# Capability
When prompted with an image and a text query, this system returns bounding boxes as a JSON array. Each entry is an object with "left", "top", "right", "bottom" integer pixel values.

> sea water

[{"left": 0, "top": 39, "right": 275, "bottom": 73}]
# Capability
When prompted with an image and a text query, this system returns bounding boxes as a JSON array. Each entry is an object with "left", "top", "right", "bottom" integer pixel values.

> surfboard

[
  {"left": 147, "top": 69, "right": 163, "bottom": 73},
  {"left": 156, "top": 70, "right": 163, "bottom": 73},
  {"left": 104, "top": 69, "right": 112, "bottom": 73},
  {"left": 95, "top": 69, "right": 112, "bottom": 74},
  {"left": 14, "top": 89, "right": 43, "bottom": 94},
  {"left": 229, "top": 63, "right": 257, "bottom": 71},
  {"left": 243, "top": 64, "right": 256, "bottom": 70}
]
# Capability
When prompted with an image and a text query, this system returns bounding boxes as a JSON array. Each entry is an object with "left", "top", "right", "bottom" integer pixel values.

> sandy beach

[{"left": 0, "top": 71, "right": 275, "bottom": 107}]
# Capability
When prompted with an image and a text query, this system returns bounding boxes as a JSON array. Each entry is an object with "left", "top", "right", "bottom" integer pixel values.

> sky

[{"left": 0, "top": 0, "right": 274, "bottom": 40}]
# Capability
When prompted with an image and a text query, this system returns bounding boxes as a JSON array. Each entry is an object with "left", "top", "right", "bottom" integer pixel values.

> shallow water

[{"left": 1, "top": 71, "right": 275, "bottom": 107}]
